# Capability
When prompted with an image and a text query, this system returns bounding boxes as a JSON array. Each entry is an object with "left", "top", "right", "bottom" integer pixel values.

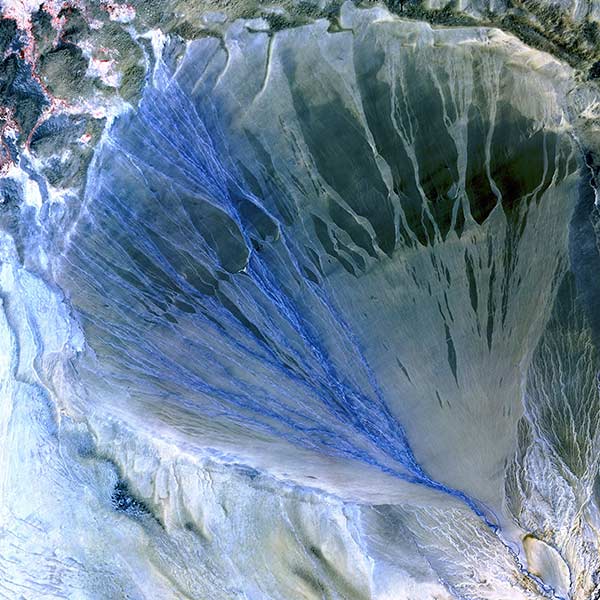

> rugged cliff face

[{"left": 1, "top": 1, "right": 600, "bottom": 599}]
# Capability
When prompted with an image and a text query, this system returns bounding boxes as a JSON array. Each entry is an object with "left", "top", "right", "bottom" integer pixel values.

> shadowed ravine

[{"left": 2, "top": 4, "right": 600, "bottom": 600}]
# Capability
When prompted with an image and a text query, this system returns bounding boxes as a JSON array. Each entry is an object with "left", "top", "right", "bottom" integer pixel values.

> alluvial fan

[{"left": 1, "top": 2, "right": 600, "bottom": 599}]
